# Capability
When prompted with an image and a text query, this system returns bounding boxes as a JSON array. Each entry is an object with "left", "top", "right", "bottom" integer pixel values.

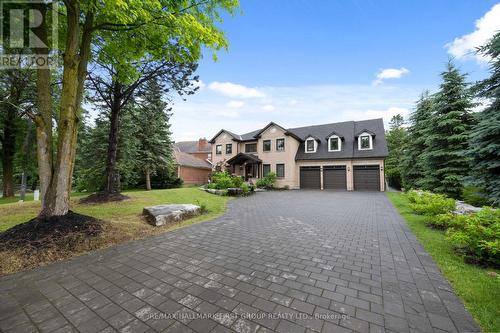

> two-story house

[{"left": 209, "top": 118, "right": 388, "bottom": 191}]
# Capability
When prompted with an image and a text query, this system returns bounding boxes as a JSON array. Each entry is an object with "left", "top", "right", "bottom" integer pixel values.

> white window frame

[
  {"left": 216, "top": 144, "right": 222, "bottom": 155},
  {"left": 358, "top": 133, "right": 373, "bottom": 150},
  {"left": 328, "top": 136, "right": 341, "bottom": 152},
  {"left": 305, "top": 137, "right": 317, "bottom": 153}
]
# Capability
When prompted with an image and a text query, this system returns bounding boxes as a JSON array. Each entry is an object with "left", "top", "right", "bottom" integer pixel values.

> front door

[{"left": 245, "top": 164, "right": 254, "bottom": 180}]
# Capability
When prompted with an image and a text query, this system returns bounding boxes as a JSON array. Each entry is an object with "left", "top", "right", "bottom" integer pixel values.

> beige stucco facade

[{"left": 210, "top": 126, "right": 385, "bottom": 191}]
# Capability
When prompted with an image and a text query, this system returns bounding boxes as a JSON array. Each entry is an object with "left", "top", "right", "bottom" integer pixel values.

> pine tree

[
  {"left": 400, "top": 91, "right": 433, "bottom": 189},
  {"left": 385, "top": 114, "right": 406, "bottom": 189},
  {"left": 134, "top": 79, "right": 173, "bottom": 190},
  {"left": 469, "top": 32, "right": 500, "bottom": 204},
  {"left": 420, "top": 61, "right": 475, "bottom": 198}
]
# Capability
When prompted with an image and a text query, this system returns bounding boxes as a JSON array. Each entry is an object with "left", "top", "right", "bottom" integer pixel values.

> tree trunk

[
  {"left": 145, "top": 167, "right": 151, "bottom": 191},
  {"left": 1, "top": 101, "right": 18, "bottom": 198},
  {"left": 104, "top": 96, "right": 122, "bottom": 194},
  {"left": 36, "top": 1, "right": 94, "bottom": 217}
]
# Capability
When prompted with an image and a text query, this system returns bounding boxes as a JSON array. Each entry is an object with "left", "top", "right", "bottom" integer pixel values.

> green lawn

[
  {"left": 0, "top": 188, "right": 231, "bottom": 275},
  {"left": 387, "top": 192, "right": 500, "bottom": 333},
  {"left": 0, "top": 188, "right": 229, "bottom": 232}
]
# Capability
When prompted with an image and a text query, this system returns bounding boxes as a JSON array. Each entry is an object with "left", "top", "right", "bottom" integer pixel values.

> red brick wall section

[{"left": 178, "top": 166, "right": 211, "bottom": 184}]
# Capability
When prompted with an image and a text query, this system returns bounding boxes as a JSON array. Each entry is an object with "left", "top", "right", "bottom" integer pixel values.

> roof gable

[
  {"left": 209, "top": 129, "right": 241, "bottom": 143},
  {"left": 253, "top": 122, "right": 287, "bottom": 138},
  {"left": 355, "top": 129, "right": 376, "bottom": 138}
]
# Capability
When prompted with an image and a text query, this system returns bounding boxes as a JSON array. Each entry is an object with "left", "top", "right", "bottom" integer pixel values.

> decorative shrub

[
  {"left": 209, "top": 171, "right": 235, "bottom": 190},
  {"left": 406, "top": 190, "right": 455, "bottom": 215},
  {"left": 208, "top": 172, "right": 248, "bottom": 194},
  {"left": 232, "top": 175, "right": 244, "bottom": 188},
  {"left": 426, "top": 213, "right": 469, "bottom": 230},
  {"left": 240, "top": 183, "right": 250, "bottom": 194},
  {"left": 256, "top": 172, "right": 277, "bottom": 188},
  {"left": 446, "top": 208, "right": 500, "bottom": 267}
]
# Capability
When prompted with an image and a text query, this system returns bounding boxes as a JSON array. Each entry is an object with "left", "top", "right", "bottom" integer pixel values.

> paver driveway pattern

[{"left": 0, "top": 191, "right": 480, "bottom": 333}]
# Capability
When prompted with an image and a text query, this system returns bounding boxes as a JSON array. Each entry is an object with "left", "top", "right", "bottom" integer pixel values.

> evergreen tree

[
  {"left": 469, "top": 32, "right": 500, "bottom": 204},
  {"left": 400, "top": 91, "right": 434, "bottom": 189},
  {"left": 420, "top": 61, "right": 475, "bottom": 198},
  {"left": 385, "top": 114, "right": 406, "bottom": 189},
  {"left": 74, "top": 109, "right": 140, "bottom": 192},
  {"left": 134, "top": 79, "right": 173, "bottom": 190}
]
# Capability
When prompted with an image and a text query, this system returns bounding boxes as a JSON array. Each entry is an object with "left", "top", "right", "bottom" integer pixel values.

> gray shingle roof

[
  {"left": 173, "top": 151, "right": 212, "bottom": 169},
  {"left": 209, "top": 118, "right": 388, "bottom": 160},
  {"left": 174, "top": 141, "right": 211, "bottom": 153},
  {"left": 291, "top": 118, "right": 388, "bottom": 160}
]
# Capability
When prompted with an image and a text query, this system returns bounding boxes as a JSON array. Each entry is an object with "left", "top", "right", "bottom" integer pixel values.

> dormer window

[
  {"left": 305, "top": 137, "right": 317, "bottom": 153},
  {"left": 358, "top": 133, "right": 373, "bottom": 150},
  {"left": 328, "top": 136, "right": 341, "bottom": 152}
]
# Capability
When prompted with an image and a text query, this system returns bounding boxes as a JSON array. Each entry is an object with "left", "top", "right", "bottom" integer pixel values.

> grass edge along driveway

[
  {"left": 387, "top": 192, "right": 499, "bottom": 333},
  {"left": 0, "top": 187, "right": 231, "bottom": 276}
]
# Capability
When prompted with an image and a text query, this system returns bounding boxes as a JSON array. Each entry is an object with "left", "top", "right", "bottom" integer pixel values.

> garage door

[
  {"left": 323, "top": 166, "right": 347, "bottom": 190},
  {"left": 300, "top": 166, "right": 321, "bottom": 189},
  {"left": 353, "top": 165, "right": 380, "bottom": 191}
]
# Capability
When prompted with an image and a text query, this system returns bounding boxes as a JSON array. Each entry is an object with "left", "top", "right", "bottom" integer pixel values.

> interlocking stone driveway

[{"left": 0, "top": 191, "right": 480, "bottom": 333}]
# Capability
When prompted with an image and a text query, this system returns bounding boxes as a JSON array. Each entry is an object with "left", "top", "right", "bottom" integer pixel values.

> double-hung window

[
  {"left": 276, "top": 138, "right": 285, "bottom": 151},
  {"left": 276, "top": 164, "right": 285, "bottom": 178}
]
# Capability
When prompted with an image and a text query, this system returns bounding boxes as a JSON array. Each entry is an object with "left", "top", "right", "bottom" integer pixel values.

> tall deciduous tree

[
  {"left": 469, "top": 32, "right": 500, "bottom": 204},
  {"left": 134, "top": 79, "right": 173, "bottom": 191},
  {"left": 400, "top": 91, "right": 433, "bottom": 190},
  {"left": 420, "top": 61, "right": 475, "bottom": 198},
  {"left": 384, "top": 114, "right": 406, "bottom": 190},
  {"left": 31, "top": 0, "right": 239, "bottom": 217}
]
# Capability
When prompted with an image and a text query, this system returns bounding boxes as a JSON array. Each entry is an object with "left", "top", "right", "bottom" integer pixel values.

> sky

[{"left": 167, "top": 0, "right": 500, "bottom": 141}]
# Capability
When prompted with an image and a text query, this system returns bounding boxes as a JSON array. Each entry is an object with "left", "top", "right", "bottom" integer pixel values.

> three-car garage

[{"left": 299, "top": 164, "right": 382, "bottom": 191}]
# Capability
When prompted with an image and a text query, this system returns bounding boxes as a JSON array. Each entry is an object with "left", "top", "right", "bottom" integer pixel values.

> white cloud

[
  {"left": 170, "top": 83, "right": 424, "bottom": 141},
  {"left": 227, "top": 100, "right": 244, "bottom": 108},
  {"left": 213, "top": 110, "right": 240, "bottom": 118},
  {"left": 208, "top": 81, "right": 265, "bottom": 98},
  {"left": 261, "top": 104, "right": 275, "bottom": 111},
  {"left": 373, "top": 68, "right": 410, "bottom": 85},
  {"left": 446, "top": 3, "right": 500, "bottom": 62},
  {"left": 364, "top": 107, "right": 410, "bottom": 120}
]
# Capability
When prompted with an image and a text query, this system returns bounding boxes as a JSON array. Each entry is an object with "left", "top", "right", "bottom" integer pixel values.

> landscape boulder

[
  {"left": 227, "top": 187, "right": 243, "bottom": 196},
  {"left": 454, "top": 201, "right": 482, "bottom": 215},
  {"left": 143, "top": 204, "right": 201, "bottom": 226}
]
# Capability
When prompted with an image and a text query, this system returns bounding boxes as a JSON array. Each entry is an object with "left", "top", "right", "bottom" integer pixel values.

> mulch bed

[
  {"left": 0, "top": 211, "right": 107, "bottom": 251},
  {"left": 80, "top": 192, "right": 130, "bottom": 204}
]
